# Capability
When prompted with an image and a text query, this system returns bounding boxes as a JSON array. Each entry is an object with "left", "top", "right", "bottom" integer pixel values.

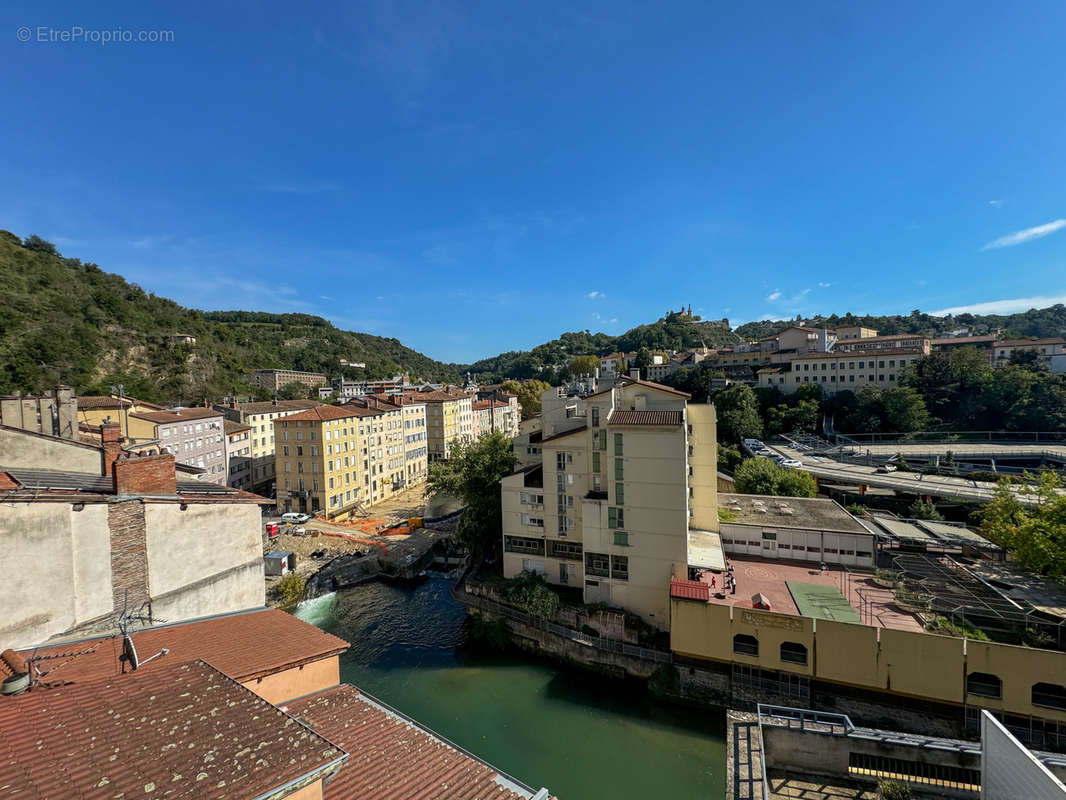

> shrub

[
  {"left": 877, "top": 781, "right": 912, "bottom": 800},
  {"left": 845, "top": 503, "right": 867, "bottom": 516},
  {"left": 276, "top": 572, "right": 306, "bottom": 607},
  {"left": 505, "top": 570, "right": 560, "bottom": 619},
  {"left": 718, "top": 507, "right": 737, "bottom": 522},
  {"left": 925, "top": 616, "right": 989, "bottom": 641}
]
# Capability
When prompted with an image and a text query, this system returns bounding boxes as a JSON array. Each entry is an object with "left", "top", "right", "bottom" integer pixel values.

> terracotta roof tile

[
  {"left": 217, "top": 400, "right": 322, "bottom": 415},
  {"left": 77, "top": 395, "right": 163, "bottom": 410},
  {"left": 670, "top": 578, "right": 710, "bottom": 601},
  {"left": 277, "top": 404, "right": 377, "bottom": 423},
  {"left": 3, "top": 608, "right": 348, "bottom": 683},
  {"left": 287, "top": 685, "right": 537, "bottom": 800},
  {"left": 131, "top": 407, "right": 223, "bottom": 424},
  {"left": 0, "top": 660, "right": 345, "bottom": 800},
  {"left": 223, "top": 419, "right": 251, "bottom": 435},
  {"left": 608, "top": 410, "right": 683, "bottom": 426}
]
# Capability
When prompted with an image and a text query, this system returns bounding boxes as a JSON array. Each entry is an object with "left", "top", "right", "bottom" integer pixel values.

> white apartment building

[
  {"left": 758, "top": 349, "right": 925, "bottom": 394},
  {"left": 501, "top": 377, "right": 718, "bottom": 630}
]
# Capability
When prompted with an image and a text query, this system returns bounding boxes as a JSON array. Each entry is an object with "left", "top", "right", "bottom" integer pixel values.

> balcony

[{"left": 585, "top": 489, "right": 608, "bottom": 501}]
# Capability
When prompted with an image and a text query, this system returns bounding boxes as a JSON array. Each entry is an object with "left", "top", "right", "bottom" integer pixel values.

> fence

[{"left": 455, "top": 588, "right": 674, "bottom": 664}]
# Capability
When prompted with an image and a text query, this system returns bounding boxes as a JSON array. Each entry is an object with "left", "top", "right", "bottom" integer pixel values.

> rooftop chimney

[
  {"left": 101, "top": 423, "right": 122, "bottom": 476},
  {"left": 113, "top": 452, "right": 178, "bottom": 496}
]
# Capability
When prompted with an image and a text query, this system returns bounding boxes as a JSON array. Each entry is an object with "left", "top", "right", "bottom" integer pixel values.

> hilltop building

[{"left": 248, "top": 368, "right": 328, "bottom": 391}]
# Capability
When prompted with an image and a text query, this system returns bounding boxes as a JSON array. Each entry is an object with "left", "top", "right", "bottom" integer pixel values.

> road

[
  {"left": 768, "top": 443, "right": 1064, "bottom": 508},
  {"left": 835, "top": 442, "right": 1066, "bottom": 462}
]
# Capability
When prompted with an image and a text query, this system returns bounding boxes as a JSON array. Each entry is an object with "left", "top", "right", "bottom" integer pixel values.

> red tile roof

[
  {"left": 278, "top": 404, "right": 378, "bottom": 423},
  {"left": 0, "top": 659, "right": 345, "bottom": 800},
  {"left": 216, "top": 399, "right": 322, "bottom": 415},
  {"left": 608, "top": 410, "right": 683, "bottom": 426},
  {"left": 670, "top": 578, "right": 710, "bottom": 602},
  {"left": 131, "top": 407, "right": 223, "bottom": 424},
  {"left": 3, "top": 608, "right": 348, "bottom": 683},
  {"left": 404, "top": 389, "right": 471, "bottom": 402},
  {"left": 286, "top": 685, "right": 537, "bottom": 800},
  {"left": 993, "top": 338, "right": 1066, "bottom": 347},
  {"left": 77, "top": 395, "right": 164, "bottom": 410},
  {"left": 223, "top": 419, "right": 251, "bottom": 435},
  {"left": 627, "top": 377, "right": 691, "bottom": 397}
]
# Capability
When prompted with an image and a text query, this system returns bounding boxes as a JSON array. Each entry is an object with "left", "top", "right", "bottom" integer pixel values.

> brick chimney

[
  {"left": 113, "top": 452, "right": 178, "bottom": 496},
  {"left": 101, "top": 423, "right": 123, "bottom": 476}
]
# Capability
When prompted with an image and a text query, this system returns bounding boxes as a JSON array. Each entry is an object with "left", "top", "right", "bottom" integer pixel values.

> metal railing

[{"left": 757, "top": 703, "right": 854, "bottom": 735}]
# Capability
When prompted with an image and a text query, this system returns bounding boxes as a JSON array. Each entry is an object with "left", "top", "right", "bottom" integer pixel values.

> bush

[
  {"left": 877, "top": 781, "right": 912, "bottom": 800},
  {"left": 276, "top": 572, "right": 306, "bottom": 607},
  {"left": 505, "top": 571, "right": 560, "bottom": 619},
  {"left": 845, "top": 503, "right": 867, "bottom": 516},
  {"left": 718, "top": 507, "right": 737, "bottom": 522},
  {"left": 469, "top": 616, "right": 511, "bottom": 649},
  {"left": 734, "top": 458, "right": 817, "bottom": 497},
  {"left": 925, "top": 616, "right": 989, "bottom": 641},
  {"left": 907, "top": 498, "right": 943, "bottom": 521}
]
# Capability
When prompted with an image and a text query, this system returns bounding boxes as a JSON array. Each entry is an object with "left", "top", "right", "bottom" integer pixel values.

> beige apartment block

[
  {"left": 214, "top": 399, "right": 321, "bottom": 495},
  {"left": 248, "top": 369, "right": 328, "bottom": 391},
  {"left": 501, "top": 376, "right": 718, "bottom": 630},
  {"left": 406, "top": 389, "right": 473, "bottom": 462},
  {"left": 758, "top": 348, "right": 925, "bottom": 395}
]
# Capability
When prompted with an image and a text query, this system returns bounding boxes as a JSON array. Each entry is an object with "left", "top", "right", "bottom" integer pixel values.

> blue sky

[{"left": 3, "top": 1, "right": 1066, "bottom": 363}]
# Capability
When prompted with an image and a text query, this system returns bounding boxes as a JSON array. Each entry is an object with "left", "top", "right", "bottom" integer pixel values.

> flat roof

[
  {"left": 918, "top": 520, "right": 998, "bottom": 549},
  {"left": 964, "top": 561, "right": 1066, "bottom": 619},
  {"left": 696, "top": 555, "right": 923, "bottom": 632},
  {"left": 719, "top": 493, "right": 868, "bottom": 534},
  {"left": 873, "top": 516, "right": 937, "bottom": 542},
  {"left": 688, "top": 528, "right": 726, "bottom": 570}
]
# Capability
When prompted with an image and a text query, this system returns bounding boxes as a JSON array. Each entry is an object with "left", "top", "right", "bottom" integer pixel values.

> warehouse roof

[{"left": 719, "top": 493, "right": 868, "bottom": 534}]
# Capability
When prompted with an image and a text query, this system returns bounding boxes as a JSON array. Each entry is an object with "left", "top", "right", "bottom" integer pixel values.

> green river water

[{"left": 295, "top": 575, "right": 726, "bottom": 799}]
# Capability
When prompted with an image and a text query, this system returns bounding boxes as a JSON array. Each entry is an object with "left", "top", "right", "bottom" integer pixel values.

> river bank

[{"left": 295, "top": 575, "right": 726, "bottom": 799}]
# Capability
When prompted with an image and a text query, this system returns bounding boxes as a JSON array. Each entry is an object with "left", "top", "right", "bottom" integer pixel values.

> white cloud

[
  {"left": 320, "top": 295, "right": 333, "bottom": 300},
  {"left": 981, "top": 219, "right": 1066, "bottom": 250},
  {"left": 587, "top": 290, "right": 605, "bottom": 299},
  {"left": 608, "top": 317, "right": 618, "bottom": 323},
  {"left": 766, "top": 290, "right": 782, "bottom": 302},
  {"left": 989, "top": 199, "right": 1004, "bottom": 208},
  {"left": 818, "top": 282, "right": 832, "bottom": 288},
  {"left": 931, "top": 294, "right": 1066, "bottom": 316}
]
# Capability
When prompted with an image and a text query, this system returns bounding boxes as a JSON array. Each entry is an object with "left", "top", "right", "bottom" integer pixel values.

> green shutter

[
  {"left": 592, "top": 452, "right": 600, "bottom": 472},
  {"left": 599, "top": 430, "right": 607, "bottom": 451},
  {"left": 616, "top": 482, "right": 624, "bottom": 505},
  {"left": 614, "top": 432, "right": 623, "bottom": 455},
  {"left": 614, "top": 459, "right": 623, "bottom": 480},
  {"left": 613, "top": 531, "right": 628, "bottom": 547},
  {"left": 608, "top": 506, "right": 617, "bottom": 529}
]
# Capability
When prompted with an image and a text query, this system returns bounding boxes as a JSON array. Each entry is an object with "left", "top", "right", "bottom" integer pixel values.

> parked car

[
  {"left": 780, "top": 459, "right": 802, "bottom": 468},
  {"left": 875, "top": 464, "right": 898, "bottom": 473},
  {"left": 282, "top": 512, "right": 312, "bottom": 523}
]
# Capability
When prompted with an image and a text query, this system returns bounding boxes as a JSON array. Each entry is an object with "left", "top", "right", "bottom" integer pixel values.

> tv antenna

[{"left": 116, "top": 592, "right": 169, "bottom": 673}]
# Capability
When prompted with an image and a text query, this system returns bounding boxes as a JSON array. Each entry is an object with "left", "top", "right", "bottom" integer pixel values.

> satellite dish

[{"left": 120, "top": 635, "right": 139, "bottom": 671}]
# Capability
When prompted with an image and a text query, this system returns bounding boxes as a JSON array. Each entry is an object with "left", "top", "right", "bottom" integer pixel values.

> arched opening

[
  {"left": 966, "top": 672, "right": 1002, "bottom": 699},
  {"left": 733, "top": 634, "right": 758, "bottom": 657},
  {"left": 780, "top": 641, "right": 808, "bottom": 666},
  {"left": 1032, "top": 683, "right": 1066, "bottom": 711}
]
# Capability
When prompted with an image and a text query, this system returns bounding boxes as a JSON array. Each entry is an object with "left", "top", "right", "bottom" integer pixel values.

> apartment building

[
  {"left": 376, "top": 393, "right": 429, "bottom": 488},
  {"left": 223, "top": 419, "right": 252, "bottom": 490},
  {"left": 408, "top": 388, "right": 474, "bottom": 462},
  {"left": 472, "top": 395, "right": 521, "bottom": 439},
  {"left": 0, "top": 386, "right": 77, "bottom": 440},
  {"left": 501, "top": 376, "right": 718, "bottom": 629},
  {"left": 273, "top": 397, "right": 422, "bottom": 519},
  {"left": 213, "top": 399, "right": 320, "bottom": 496},
  {"left": 131, "top": 407, "right": 227, "bottom": 484},
  {"left": 931, "top": 335, "right": 997, "bottom": 355},
  {"left": 833, "top": 333, "right": 931, "bottom": 355},
  {"left": 758, "top": 349, "right": 925, "bottom": 394},
  {"left": 992, "top": 338, "right": 1066, "bottom": 367},
  {"left": 832, "top": 325, "right": 879, "bottom": 340},
  {"left": 248, "top": 368, "right": 328, "bottom": 391},
  {"left": 77, "top": 393, "right": 163, "bottom": 440},
  {"left": 759, "top": 327, "right": 836, "bottom": 355},
  {"left": 331, "top": 374, "right": 410, "bottom": 398}
]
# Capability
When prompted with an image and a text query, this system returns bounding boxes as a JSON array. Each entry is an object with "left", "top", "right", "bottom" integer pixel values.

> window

[
  {"left": 780, "top": 642, "right": 808, "bottom": 665},
  {"left": 967, "top": 672, "right": 1002, "bottom": 699},
  {"left": 733, "top": 634, "right": 759, "bottom": 657},
  {"left": 610, "top": 555, "right": 628, "bottom": 581},
  {"left": 520, "top": 514, "right": 544, "bottom": 528},
  {"left": 1032, "top": 683, "right": 1066, "bottom": 711},
  {"left": 615, "top": 459, "right": 624, "bottom": 480},
  {"left": 614, "top": 432, "right": 623, "bottom": 456},
  {"left": 556, "top": 451, "right": 572, "bottom": 471},
  {"left": 591, "top": 407, "right": 599, "bottom": 427},
  {"left": 505, "top": 535, "right": 545, "bottom": 556},
  {"left": 616, "top": 482, "right": 624, "bottom": 505},
  {"left": 613, "top": 531, "right": 629, "bottom": 547},
  {"left": 585, "top": 552, "right": 610, "bottom": 578},
  {"left": 548, "top": 539, "right": 583, "bottom": 560},
  {"left": 599, "top": 429, "right": 607, "bottom": 450}
]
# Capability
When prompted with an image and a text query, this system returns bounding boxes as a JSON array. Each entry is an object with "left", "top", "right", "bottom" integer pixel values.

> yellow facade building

[{"left": 406, "top": 389, "right": 473, "bottom": 462}]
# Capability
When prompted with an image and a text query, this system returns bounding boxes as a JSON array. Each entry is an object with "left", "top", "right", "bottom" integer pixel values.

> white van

[{"left": 281, "top": 512, "right": 304, "bottom": 523}]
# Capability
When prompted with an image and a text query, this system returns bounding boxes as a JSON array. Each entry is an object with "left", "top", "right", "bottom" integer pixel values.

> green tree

[
  {"left": 734, "top": 458, "right": 816, "bottom": 497},
  {"left": 713, "top": 384, "right": 763, "bottom": 443},
  {"left": 907, "top": 499, "right": 943, "bottom": 521},
  {"left": 634, "top": 347, "right": 653, "bottom": 379},
  {"left": 426, "top": 431, "right": 518, "bottom": 558},
  {"left": 880, "top": 387, "right": 929, "bottom": 432},
  {"left": 977, "top": 473, "right": 1066, "bottom": 578},
  {"left": 277, "top": 381, "right": 314, "bottom": 400},
  {"left": 500, "top": 379, "right": 551, "bottom": 419},
  {"left": 505, "top": 570, "right": 560, "bottom": 619},
  {"left": 567, "top": 355, "right": 600, "bottom": 378}
]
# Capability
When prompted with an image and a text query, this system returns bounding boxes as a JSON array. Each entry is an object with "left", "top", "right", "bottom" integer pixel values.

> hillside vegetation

[
  {"left": 734, "top": 308, "right": 1066, "bottom": 342},
  {"left": 0, "top": 231, "right": 460, "bottom": 404},
  {"left": 467, "top": 312, "right": 740, "bottom": 381}
]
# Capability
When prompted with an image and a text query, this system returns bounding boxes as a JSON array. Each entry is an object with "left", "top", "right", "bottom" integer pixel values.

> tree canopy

[
  {"left": 976, "top": 473, "right": 1066, "bottom": 580},
  {"left": 425, "top": 432, "right": 518, "bottom": 558},
  {"left": 712, "top": 384, "right": 763, "bottom": 443},
  {"left": 501, "top": 379, "right": 551, "bottom": 419},
  {"left": 733, "top": 458, "right": 817, "bottom": 497}
]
